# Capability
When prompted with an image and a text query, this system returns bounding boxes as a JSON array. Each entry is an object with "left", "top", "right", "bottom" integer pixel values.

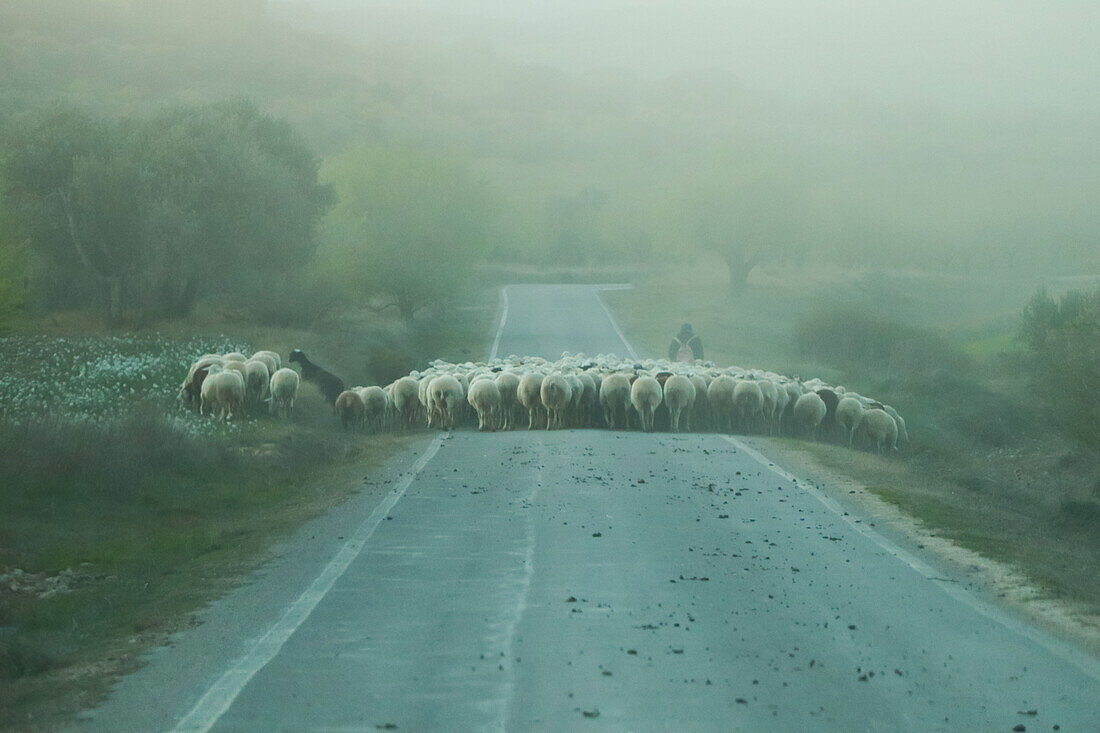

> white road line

[
  {"left": 495, "top": 444, "right": 543, "bottom": 732},
  {"left": 171, "top": 436, "right": 446, "bottom": 733},
  {"left": 592, "top": 285, "right": 639, "bottom": 361},
  {"left": 488, "top": 285, "right": 510, "bottom": 361},
  {"left": 723, "top": 434, "right": 1100, "bottom": 683}
]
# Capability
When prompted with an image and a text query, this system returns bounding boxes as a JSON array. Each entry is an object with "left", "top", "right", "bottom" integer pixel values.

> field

[
  {"left": 602, "top": 257, "right": 1100, "bottom": 616},
  {"left": 0, "top": 294, "right": 497, "bottom": 732}
]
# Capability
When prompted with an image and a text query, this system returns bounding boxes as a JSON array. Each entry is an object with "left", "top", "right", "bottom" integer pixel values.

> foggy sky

[{"left": 279, "top": 0, "right": 1100, "bottom": 115}]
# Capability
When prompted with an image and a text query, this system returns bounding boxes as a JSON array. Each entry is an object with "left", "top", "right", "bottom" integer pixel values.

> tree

[
  {"left": 1019, "top": 287, "right": 1100, "bottom": 447},
  {"left": 685, "top": 161, "right": 808, "bottom": 295},
  {"left": 1, "top": 101, "right": 332, "bottom": 326},
  {"left": 322, "top": 146, "right": 498, "bottom": 322}
]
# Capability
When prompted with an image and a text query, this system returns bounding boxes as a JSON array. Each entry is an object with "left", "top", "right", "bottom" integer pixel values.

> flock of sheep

[{"left": 177, "top": 349, "right": 908, "bottom": 453}]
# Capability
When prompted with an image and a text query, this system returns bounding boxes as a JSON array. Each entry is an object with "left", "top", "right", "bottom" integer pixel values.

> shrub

[{"left": 1019, "top": 287, "right": 1100, "bottom": 448}]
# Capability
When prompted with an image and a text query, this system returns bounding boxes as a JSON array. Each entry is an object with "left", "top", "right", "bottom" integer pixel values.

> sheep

[
  {"left": 565, "top": 373, "right": 585, "bottom": 427},
  {"left": 269, "top": 368, "right": 300, "bottom": 419},
  {"left": 733, "top": 379, "right": 765, "bottom": 434},
  {"left": 392, "top": 376, "right": 421, "bottom": 430},
  {"left": 835, "top": 396, "right": 865, "bottom": 448},
  {"left": 599, "top": 373, "right": 632, "bottom": 429},
  {"left": 288, "top": 349, "right": 345, "bottom": 406},
  {"left": 518, "top": 372, "right": 546, "bottom": 430},
  {"left": 494, "top": 371, "right": 520, "bottom": 431},
  {"left": 757, "top": 379, "right": 779, "bottom": 435},
  {"left": 242, "top": 358, "right": 271, "bottom": 411},
  {"left": 793, "top": 392, "right": 827, "bottom": 442},
  {"left": 707, "top": 375, "right": 737, "bottom": 433},
  {"left": 540, "top": 373, "right": 573, "bottom": 430},
  {"left": 249, "top": 350, "right": 280, "bottom": 378},
  {"left": 883, "top": 405, "right": 909, "bottom": 447},
  {"left": 577, "top": 371, "right": 599, "bottom": 427},
  {"left": 467, "top": 378, "right": 503, "bottom": 431},
  {"left": 223, "top": 352, "right": 247, "bottom": 363},
  {"left": 781, "top": 380, "right": 803, "bottom": 435},
  {"left": 334, "top": 390, "right": 365, "bottom": 430},
  {"left": 854, "top": 408, "right": 898, "bottom": 454},
  {"left": 222, "top": 359, "right": 248, "bottom": 381},
  {"left": 428, "top": 375, "right": 464, "bottom": 430},
  {"left": 359, "top": 386, "right": 389, "bottom": 432},
  {"left": 688, "top": 374, "right": 709, "bottom": 431},
  {"left": 200, "top": 367, "right": 246, "bottom": 421},
  {"left": 178, "top": 354, "right": 223, "bottom": 412},
  {"left": 772, "top": 381, "right": 790, "bottom": 435},
  {"left": 630, "top": 375, "right": 662, "bottom": 432},
  {"left": 663, "top": 374, "right": 696, "bottom": 433}
]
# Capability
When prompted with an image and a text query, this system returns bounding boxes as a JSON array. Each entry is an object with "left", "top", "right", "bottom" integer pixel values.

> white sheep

[
  {"left": 540, "top": 373, "right": 573, "bottom": 430},
  {"left": 757, "top": 379, "right": 779, "bottom": 435},
  {"left": 707, "top": 375, "right": 737, "bottom": 433},
  {"left": 793, "top": 392, "right": 827, "bottom": 442},
  {"left": 494, "top": 371, "right": 520, "bottom": 431},
  {"left": 178, "top": 354, "right": 224, "bottom": 412},
  {"left": 249, "top": 350, "right": 280, "bottom": 378},
  {"left": 359, "top": 386, "right": 388, "bottom": 432},
  {"left": 428, "top": 375, "right": 464, "bottom": 430},
  {"left": 663, "top": 374, "right": 696, "bottom": 433},
  {"left": 733, "top": 379, "right": 765, "bottom": 434},
  {"left": 518, "top": 372, "right": 546, "bottom": 430},
  {"left": 242, "top": 358, "right": 271, "bottom": 410},
  {"left": 200, "top": 367, "right": 246, "bottom": 421},
  {"left": 269, "top": 367, "right": 300, "bottom": 419},
  {"left": 630, "top": 375, "right": 662, "bottom": 432},
  {"left": 688, "top": 374, "right": 709, "bottom": 431},
  {"left": 599, "top": 373, "right": 632, "bottom": 429},
  {"left": 854, "top": 408, "right": 898, "bottom": 454},
  {"left": 335, "top": 389, "right": 366, "bottom": 430},
  {"left": 392, "top": 376, "right": 421, "bottom": 430},
  {"left": 467, "top": 378, "right": 502, "bottom": 431},
  {"left": 835, "top": 396, "right": 865, "bottom": 448},
  {"left": 883, "top": 405, "right": 909, "bottom": 447}
]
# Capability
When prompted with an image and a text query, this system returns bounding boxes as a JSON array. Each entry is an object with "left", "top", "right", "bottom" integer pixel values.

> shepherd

[{"left": 668, "top": 322, "right": 703, "bottom": 362}]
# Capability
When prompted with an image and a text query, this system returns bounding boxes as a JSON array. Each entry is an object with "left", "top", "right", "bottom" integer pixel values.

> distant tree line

[{"left": 0, "top": 100, "right": 501, "bottom": 329}]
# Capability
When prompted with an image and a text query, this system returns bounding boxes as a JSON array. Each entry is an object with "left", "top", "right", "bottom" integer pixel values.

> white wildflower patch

[{"left": 0, "top": 335, "right": 251, "bottom": 434}]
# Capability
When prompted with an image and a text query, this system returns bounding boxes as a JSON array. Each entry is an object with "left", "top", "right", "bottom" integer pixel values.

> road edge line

[
  {"left": 723, "top": 434, "right": 1100, "bottom": 683},
  {"left": 170, "top": 435, "right": 446, "bottom": 733},
  {"left": 593, "top": 285, "right": 639, "bottom": 361},
  {"left": 489, "top": 285, "right": 510, "bottom": 361}
]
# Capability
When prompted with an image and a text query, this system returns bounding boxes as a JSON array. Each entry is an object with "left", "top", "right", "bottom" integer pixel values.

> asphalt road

[{"left": 75, "top": 284, "right": 1100, "bottom": 732}]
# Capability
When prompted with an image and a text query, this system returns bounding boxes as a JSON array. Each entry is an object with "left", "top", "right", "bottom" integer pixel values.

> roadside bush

[
  {"left": 793, "top": 307, "right": 972, "bottom": 379},
  {"left": 1019, "top": 287, "right": 1100, "bottom": 448},
  {"left": 794, "top": 306, "right": 1027, "bottom": 450}
]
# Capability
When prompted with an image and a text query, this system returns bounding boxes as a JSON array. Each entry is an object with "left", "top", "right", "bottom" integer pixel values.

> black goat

[{"left": 288, "top": 349, "right": 346, "bottom": 405}]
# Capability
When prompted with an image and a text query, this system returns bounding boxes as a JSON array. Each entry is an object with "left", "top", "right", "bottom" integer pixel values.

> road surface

[{"left": 75, "top": 284, "right": 1100, "bottom": 732}]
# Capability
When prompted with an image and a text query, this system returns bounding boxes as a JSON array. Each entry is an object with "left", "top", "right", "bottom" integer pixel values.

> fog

[
  {"left": 3, "top": 0, "right": 1099, "bottom": 330},
  {"left": 271, "top": 0, "right": 1100, "bottom": 279},
  {"left": 284, "top": 0, "right": 1100, "bottom": 114}
]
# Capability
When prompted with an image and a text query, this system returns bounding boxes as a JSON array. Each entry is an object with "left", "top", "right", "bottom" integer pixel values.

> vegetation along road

[{"left": 73, "top": 285, "right": 1100, "bottom": 732}]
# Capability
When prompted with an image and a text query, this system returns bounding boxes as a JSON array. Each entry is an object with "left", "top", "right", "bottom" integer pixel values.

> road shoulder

[{"left": 738, "top": 436, "right": 1100, "bottom": 662}]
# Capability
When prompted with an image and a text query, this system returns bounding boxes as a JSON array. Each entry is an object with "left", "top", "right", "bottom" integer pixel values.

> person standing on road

[{"left": 669, "top": 322, "right": 703, "bottom": 362}]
